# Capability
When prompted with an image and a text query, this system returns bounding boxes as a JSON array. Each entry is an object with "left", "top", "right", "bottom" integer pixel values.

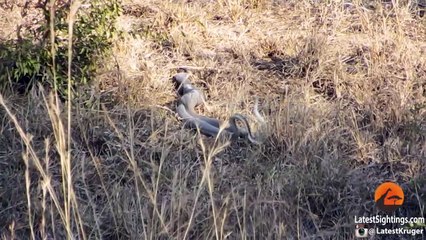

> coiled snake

[{"left": 172, "top": 72, "right": 263, "bottom": 144}]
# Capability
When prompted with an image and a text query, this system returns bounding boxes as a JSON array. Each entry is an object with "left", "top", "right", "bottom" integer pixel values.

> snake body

[{"left": 173, "top": 72, "right": 261, "bottom": 143}]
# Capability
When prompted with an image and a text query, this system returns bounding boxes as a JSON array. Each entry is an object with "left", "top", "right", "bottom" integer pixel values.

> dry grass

[{"left": 0, "top": 0, "right": 425, "bottom": 239}]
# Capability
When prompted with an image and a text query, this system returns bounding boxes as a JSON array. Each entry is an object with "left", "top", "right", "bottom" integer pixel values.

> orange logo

[{"left": 374, "top": 182, "right": 404, "bottom": 213}]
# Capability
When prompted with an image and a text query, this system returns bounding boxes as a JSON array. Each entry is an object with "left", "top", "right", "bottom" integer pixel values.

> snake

[{"left": 172, "top": 72, "right": 263, "bottom": 144}]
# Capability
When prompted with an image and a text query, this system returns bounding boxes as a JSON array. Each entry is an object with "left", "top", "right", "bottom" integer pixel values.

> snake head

[
  {"left": 172, "top": 72, "right": 192, "bottom": 95},
  {"left": 173, "top": 73, "right": 205, "bottom": 99},
  {"left": 250, "top": 97, "right": 268, "bottom": 144},
  {"left": 173, "top": 72, "right": 191, "bottom": 86}
]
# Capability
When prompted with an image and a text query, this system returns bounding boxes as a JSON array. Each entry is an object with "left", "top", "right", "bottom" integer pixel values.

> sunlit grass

[{"left": 0, "top": 0, "right": 425, "bottom": 239}]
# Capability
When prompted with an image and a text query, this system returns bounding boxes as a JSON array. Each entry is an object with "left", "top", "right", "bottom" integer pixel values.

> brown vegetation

[{"left": 0, "top": 0, "right": 425, "bottom": 239}]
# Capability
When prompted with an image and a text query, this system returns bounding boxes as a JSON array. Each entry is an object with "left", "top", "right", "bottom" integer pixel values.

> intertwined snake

[{"left": 172, "top": 72, "right": 263, "bottom": 144}]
